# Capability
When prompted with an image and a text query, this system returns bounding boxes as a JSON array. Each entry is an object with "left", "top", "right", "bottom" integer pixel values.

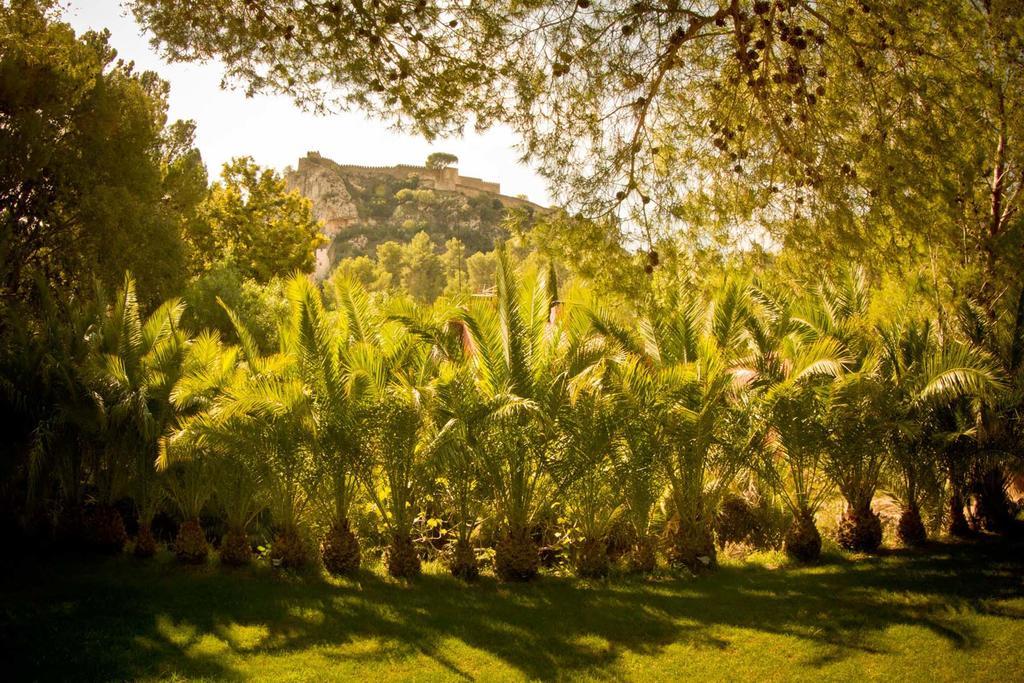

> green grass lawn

[{"left": 4, "top": 534, "right": 1024, "bottom": 682}]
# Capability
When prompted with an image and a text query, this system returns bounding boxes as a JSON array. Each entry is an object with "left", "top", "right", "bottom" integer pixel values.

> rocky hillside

[{"left": 284, "top": 152, "right": 546, "bottom": 278}]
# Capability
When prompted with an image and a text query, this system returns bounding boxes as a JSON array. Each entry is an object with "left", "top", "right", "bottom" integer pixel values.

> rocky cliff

[{"left": 284, "top": 152, "right": 546, "bottom": 279}]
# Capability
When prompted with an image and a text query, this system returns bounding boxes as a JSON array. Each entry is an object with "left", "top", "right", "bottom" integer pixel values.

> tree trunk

[
  {"left": 628, "top": 533, "right": 658, "bottom": 574},
  {"left": 271, "top": 526, "right": 309, "bottom": 568},
  {"left": 56, "top": 503, "right": 86, "bottom": 550},
  {"left": 897, "top": 502, "right": 927, "bottom": 546},
  {"left": 663, "top": 516, "right": 717, "bottom": 572},
  {"left": 386, "top": 532, "right": 421, "bottom": 578},
  {"left": 574, "top": 536, "right": 610, "bottom": 579},
  {"left": 947, "top": 492, "right": 972, "bottom": 538},
  {"left": 975, "top": 466, "right": 1013, "bottom": 532},
  {"left": 447, "top": 536, "right": 479, "bottom": 581},
  {"left": 174, "top": 517, "right": 209, "bottom": 564},
  {"left": 219, "top": 525, "right": 252, "bottom": 566},
  {"left": 837, "top": 503, "right": 883, "bottom": 552},
  {"left": 495, "top": 526, "right": 539, "bottom": 581},
  {"left": 134, "top": 519, "right": 158, "bottom": 558},
  {"left": 321, "top": 519, "right": 361, "bottom": 576},
  {"left": 86, "top": 504, "right": 127, "bottom": 554},
  {"left": 784, "top": 510, "right": 822, "bottom": 562}
]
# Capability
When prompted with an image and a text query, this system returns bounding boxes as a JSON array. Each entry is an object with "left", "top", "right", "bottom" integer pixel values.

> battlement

[{"left": 296, "top": 153, "right": 513, "bottom": 202}]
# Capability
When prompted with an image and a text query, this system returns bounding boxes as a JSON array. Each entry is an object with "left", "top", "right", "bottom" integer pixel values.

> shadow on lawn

[{"left": 5, "top": 532, "right": 1024, "bottom": 681}]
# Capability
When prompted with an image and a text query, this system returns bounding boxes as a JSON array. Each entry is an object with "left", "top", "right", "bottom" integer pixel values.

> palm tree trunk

[
  {"left": 86, "top": 504, "right": 127, "bottom": 554},
  {"left": 175, "top": 517, "right": 209, "bottom": 563},
  {"left": 784, "top": 508, "right": 822, "bottom": 562},
  {"left": 628, "top": 533, "right": 658, "bottom": 573},
  {"left": 664, "top": 514, "right": 717, "bottom": 572},
  {"left": 134, "top": 518, "right": 158, "bottom": 558},
  {"left": 495, "top": 525, "right": 539, "bottom": 581},
  {"left": 947, "top": 491, "right": 972, "bottom": 537},
  {"left": 447, "top": 535, "right": 479, "bottom": 581},
  {"left": 837, "top": 502, "right": 883, "bottom": 552},
  {"left": 974, "top": 466, "right": 1012, "bottom": 532},
  {"left": 946, "top": 459, "right": 972, "bottom": 538},
  {"left": 219, "top": 525, "right": 252, "bottom": 566},
  {"left": 321, "top": 518, "right": 361, "bottom": 576},
  {"left": 270, "top": 525, "right": 308, "bottom": 568},
  {"left": 897, "top": 502, "right": 927, "bottom": 546},
  {"left": 386, "top": 532, "right": 421, "bottom": 578},
  {"left": 574, "top": 535, "right": 610, "bottom": 578}
]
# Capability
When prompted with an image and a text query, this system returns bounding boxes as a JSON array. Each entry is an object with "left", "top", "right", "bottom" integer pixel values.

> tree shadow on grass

[{"left": 5, "top": 534, "right": 1023, "bottom": 681}]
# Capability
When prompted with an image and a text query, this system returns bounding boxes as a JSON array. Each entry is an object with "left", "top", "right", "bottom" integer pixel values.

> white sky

[{"left": 60, "top": 1, "right": 551, "bottom": 205}]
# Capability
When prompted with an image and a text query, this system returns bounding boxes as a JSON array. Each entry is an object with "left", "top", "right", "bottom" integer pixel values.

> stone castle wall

[{"left": 297, "top": 153, "right": 526, "bottom": 205}]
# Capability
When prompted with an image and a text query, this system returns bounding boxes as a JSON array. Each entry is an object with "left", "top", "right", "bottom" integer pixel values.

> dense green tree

[
  {"left": 441, "top": 238, "right": 469, "bottom": 297},
  {"left": 21, "top": 285, "right": 109, "bottom": 543},
  {"left": 189, "top": 157, "right": 323, "bottom": 282},
  {"left": 425, "top": 152, "right": 459, "bottom": 170},
  {"left": 400, "top": 231, "right": 445, "bottom": 302},
  {"left": 1, "top": 2, "right": 203, "bottom": 307},
  {"left": 181, "top": 261, "right": 288, "bottom": 352},
  {"left": 329, "top": 255, "right": 377, "bottom": 290},
  {"left": 374, "top": 240, "right": 405, "bottom": 290},
  {"left": 465, "top": 251, "right": 497, "bottom": 295}
]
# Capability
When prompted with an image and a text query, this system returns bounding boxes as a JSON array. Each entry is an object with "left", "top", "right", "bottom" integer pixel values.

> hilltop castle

[{"left": 284, "top": 152, "right": 545, "bottom": 278}]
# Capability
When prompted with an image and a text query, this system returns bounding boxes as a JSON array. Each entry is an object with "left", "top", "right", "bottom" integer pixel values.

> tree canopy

[
  {"left": 129, "top": 0, "right": 1023, "bottom": 278},
  {"left": 188, "top": 157, "right": 324, "bottom": 282},
  {"left": 425, "top": 152, "right": 459, "bottom": 170},
  {"left": 1, "top": 0, "right": 206, "bottom": 307}
]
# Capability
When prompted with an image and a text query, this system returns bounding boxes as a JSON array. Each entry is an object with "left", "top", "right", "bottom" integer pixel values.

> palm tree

[
  {"left": 878, "top": 317, "right": 1005, "bottom": 543},
  {"left": 458, "top": 250, "right": 579, "bottom": 581},
  {"left": 745, "top": 285, "right": 848, "bottom": 562},
  {"left": 161, "top": 446, "right": 214, "bottom": 563},
  {"left": 822, "top": 369, "right": 891, "bottom": 551},
  {"left": 357, "top": 388, "right": 427, "bottom": 578},
  {"left": 25, "top": 283, "right": 106, "bottom": 548},
  {"left": 953, "top": 293, "right": 1021, "bottom": 532},
  {"left": 91, "top": 274, "right": 192, "bottom": 556},
  {"left": 165, "top": 331, "right": 260, "bottom": 565},
  {"left": 207, "top": 435, "right": 266, "bottom": 566},
  {"left": 606, "top": 355, "right": 666, "bottom": 572},
  {"left": 796, "top": 268, "right": 892, "bottom": 552},
  {"left": 424, "top": 362, "right": 488, "bottom": 580},
  {"left": 661, "top": 285, "right": 764, "bottom": 571},
  {"left": 292, "top": 276, "right": 365, "bottom": 575},
  {"left": 551, "top": 382, "right": 619, "bottom": 578},
  {"left": 390, "top": 289, "right": 489, "bottom": 579},
  {"left": 343, "top": 285, "right": 434, "bottom": 579},
  {"left": 879, "top": 318, "right": 940, "bottom": 544},
  {"left": 167, "top": 297, "right": 318, "bottom": 568},
  {"left": 589, "top": 281, "right": 760, "bottom": 572}
]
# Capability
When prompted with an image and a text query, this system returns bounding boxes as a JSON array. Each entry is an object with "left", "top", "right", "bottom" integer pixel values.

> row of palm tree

[{"left": 21, "top": 252, "right": 1019, "bottom": 580}]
